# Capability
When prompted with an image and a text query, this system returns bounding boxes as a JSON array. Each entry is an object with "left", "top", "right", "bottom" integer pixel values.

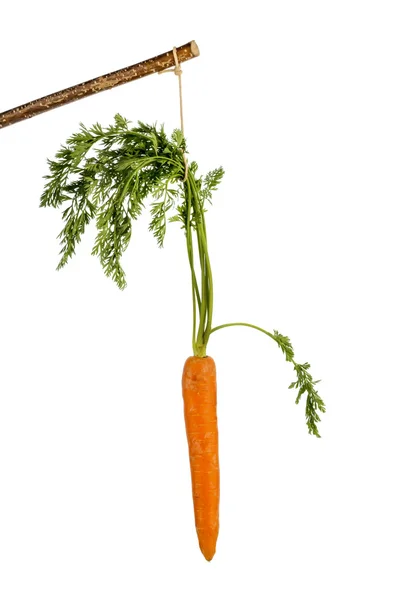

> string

[{"left": 159, "top": 47, "right": 189, "bottom": 182}]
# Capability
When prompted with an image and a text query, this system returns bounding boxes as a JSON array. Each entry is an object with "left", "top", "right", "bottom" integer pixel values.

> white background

[{"left": 1, "top": 1, "right": 399, "bottom": 598}]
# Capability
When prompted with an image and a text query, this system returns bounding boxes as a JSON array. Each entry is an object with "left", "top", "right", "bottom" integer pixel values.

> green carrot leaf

[
  {"left": 199, "top": 167, "right": 224, "bottom": 206},
  {"left": 40, "top": 117, "right": 219, "bottom": 293}
]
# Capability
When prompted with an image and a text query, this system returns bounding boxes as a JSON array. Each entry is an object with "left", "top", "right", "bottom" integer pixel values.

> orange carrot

[{"left": 182, "top": 355, "right": 220, "bottom": 561}]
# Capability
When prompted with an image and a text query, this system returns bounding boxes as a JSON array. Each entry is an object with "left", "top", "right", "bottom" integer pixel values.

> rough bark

[{"left": 0, "top": 41, "right": 199, "bottom": 129}]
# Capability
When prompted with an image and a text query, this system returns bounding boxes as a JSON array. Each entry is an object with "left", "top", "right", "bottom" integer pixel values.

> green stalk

[
  {"left": 198, "top": 211, "right": 213, "bottom": 343},
  {"left": 184, "top": 182, "right": 200, "bottom": 354},
  {"left": 185, "top": 172, "right": 214, "bottom": 357},
  {"left": 199, "top": 226, "right": 213, "bottom": 346},
  {"left": 209, "top": 322, "right": 325, "bottom": 437},
  {"left": 185, "top": 190, "right": 201, "bottom": 310},
  {"left": 197, "top": 248, "right": 207, "bottom": 352},
  {"left": 210, "top": 321, "right": 276, "bottom": 341}
]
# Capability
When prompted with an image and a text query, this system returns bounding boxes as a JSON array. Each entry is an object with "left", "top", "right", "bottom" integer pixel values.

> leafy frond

[
  {"left": 40, "top": 116, "right": 222, "bottom": 289},
  {"left": 149, "top": 186, "right": 177, "bottom": 247},
  {"left": 199, "top": 167, "right": 224, "bottom": 206},
  {"left": 91, "top": 195, "right": 131, "bottom": 290},
  {"left": 171, "top": 128, "right": 186, "bottom": 152},
  {"left": 273, "top": 330, "right": 295, "bottom": 362},
  {"left": 273, "top": 330, "right": 325, "bottom": 437},
  {"left": 289, "top": 362, "right": 325, "bottom": 437}
]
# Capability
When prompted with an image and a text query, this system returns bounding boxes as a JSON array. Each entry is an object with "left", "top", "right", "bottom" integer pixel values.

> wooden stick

[{"left": 0, "top": 41, "right": 200, "bottom": 130}]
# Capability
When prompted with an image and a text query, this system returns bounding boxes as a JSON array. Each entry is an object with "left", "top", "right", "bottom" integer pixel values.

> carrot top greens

[{"left": 40, "top": 115, "right": 326, "bottom": 436}]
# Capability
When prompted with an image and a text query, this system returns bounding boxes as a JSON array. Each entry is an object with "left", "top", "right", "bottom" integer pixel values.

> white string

[{"left": 159, "top": 46, "right": 189, "bottom": 182}]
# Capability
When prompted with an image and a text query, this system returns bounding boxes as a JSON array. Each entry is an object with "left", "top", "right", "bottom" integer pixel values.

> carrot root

[{"left": 182, "top": 355, "right": 220, "bottom": 561}]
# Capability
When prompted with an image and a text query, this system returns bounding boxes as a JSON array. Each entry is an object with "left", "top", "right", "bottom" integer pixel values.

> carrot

[
  {"left": 41, "top": 118, "right": 326, "bottom": 562},
  {"left": 182, "top": 355, "right": 219, "bottom": 561}
]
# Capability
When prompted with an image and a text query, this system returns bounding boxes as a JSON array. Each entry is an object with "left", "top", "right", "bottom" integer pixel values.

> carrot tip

[{"left": 201, "top": 546, "right": 216, "bottom": 562}]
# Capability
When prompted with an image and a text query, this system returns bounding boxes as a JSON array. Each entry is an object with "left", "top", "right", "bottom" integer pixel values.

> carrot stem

[
  {"left": 210, "top": 321, "right": 276, "bottom": 340},
  {"left": 184, "top": 171, "right": 214, "bottom": 358},
  {"left": 184, "top": 182, "right": 199, "bottom": 354}
]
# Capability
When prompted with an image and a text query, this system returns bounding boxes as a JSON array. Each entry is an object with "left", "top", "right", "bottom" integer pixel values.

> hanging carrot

[
  {"left": 182, "top": 356, "right": 219, "bottom": 561},
  {"left": 40, "top": 115, "right": 326, "bottom": 561}
]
